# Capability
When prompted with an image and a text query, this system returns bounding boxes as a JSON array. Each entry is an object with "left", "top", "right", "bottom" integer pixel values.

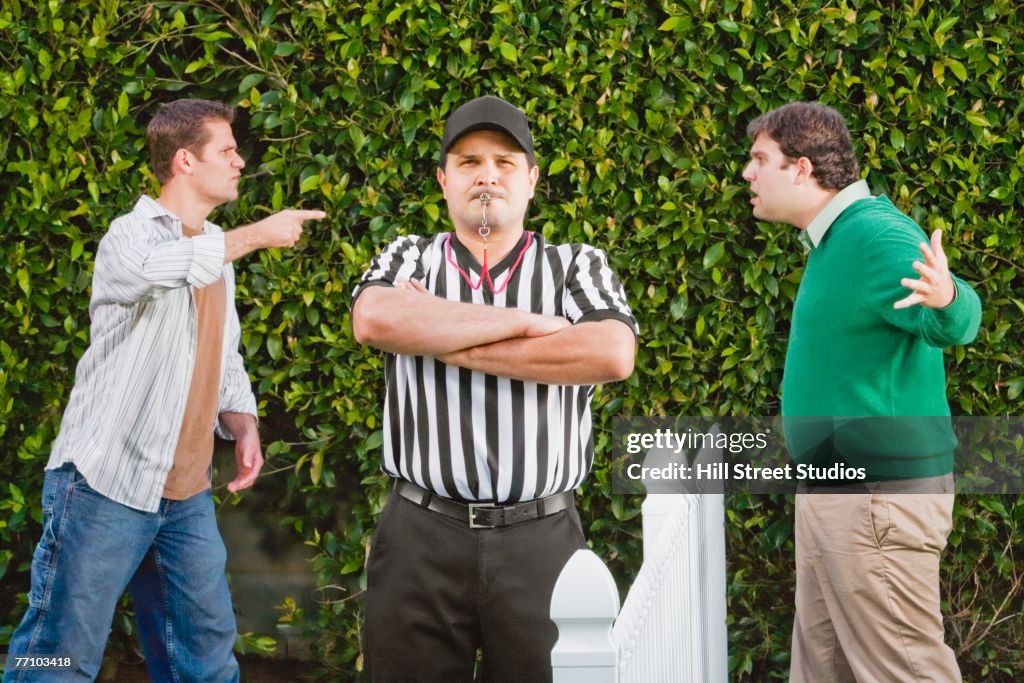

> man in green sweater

[{"left": 742, "top": 102, "right": 981, "bottom": 682}]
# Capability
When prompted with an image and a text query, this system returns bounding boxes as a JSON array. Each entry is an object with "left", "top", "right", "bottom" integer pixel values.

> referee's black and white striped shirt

[
  {"left": 46, "top": 196, "right": 257, "bottom": 512},
  {"left": 353, "top": 231, "right": 638, "bottom": 504}
]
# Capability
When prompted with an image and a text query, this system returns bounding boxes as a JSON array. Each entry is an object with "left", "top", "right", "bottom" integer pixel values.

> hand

[
  {"left": 522, "top": 313, "right": 572, "bottom": 337},
  {"left": 250, "top": 209, "right": 327, "bottom": 249},
  {"left": 893, "top": 229, "right": 956, "bottom": 309},
  {"left": 394, "top": 278, "right": 430, "bottom": 294},
  {"left": 394, "top": 281, "right": 569, "bottom": 340},
  {"left": 227, "top": 428, "right": 264, "bottom": 493},
  {"left": 436, "top": 349, "right": 464, "bottom": 366},
  {"left": 435, "top": 313, "right": 568, "bottom": 367}
]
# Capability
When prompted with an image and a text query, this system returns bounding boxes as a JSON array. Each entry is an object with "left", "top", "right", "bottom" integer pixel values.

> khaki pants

[{"left": 790, "top": 474, "right": 961, "bottom": 683}]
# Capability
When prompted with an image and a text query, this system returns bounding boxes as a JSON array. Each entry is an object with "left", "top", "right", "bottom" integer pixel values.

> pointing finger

[{"left": 292, "top": 209, "right": 327, "bottom": 221}]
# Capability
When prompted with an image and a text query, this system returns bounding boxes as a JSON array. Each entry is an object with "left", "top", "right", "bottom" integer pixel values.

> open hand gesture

[{"left": 893, "top": 229, "right": 956, "bottom": 309}]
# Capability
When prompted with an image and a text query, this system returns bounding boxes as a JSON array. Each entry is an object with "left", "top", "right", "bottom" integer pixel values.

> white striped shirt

[
  {"left": 46, "top": 196, "right": 257, "bottom": 512},
  {"left": 353, "top": 232, "right": 638, "bottom": 504}
]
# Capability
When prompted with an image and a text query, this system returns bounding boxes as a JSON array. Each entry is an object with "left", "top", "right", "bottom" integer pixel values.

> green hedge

[{"left": 2, "top": 0, "right": 1021, "bottom": 679}]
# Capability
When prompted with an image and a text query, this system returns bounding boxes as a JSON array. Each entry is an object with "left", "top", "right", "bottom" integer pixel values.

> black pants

[{"left": 363, "top": 493, "right": 587, "bottom": 683}]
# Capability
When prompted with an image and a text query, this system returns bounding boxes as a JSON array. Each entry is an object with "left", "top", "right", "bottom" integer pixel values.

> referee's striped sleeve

[
  {"left": 93, "top": 217, "right": 225, "bottom": 305},
  {"left": 563, "top": 246, "right": 639, "bottom": 336},
  {"left": 352, "top": 235, "right": 429, "bottom": 304}
]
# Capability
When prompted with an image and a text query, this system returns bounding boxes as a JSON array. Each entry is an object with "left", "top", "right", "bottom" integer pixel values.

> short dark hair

[
  {"left": 147, "top": 99, "right": 234, "bottom": 184},
  {"left": 746, "top": 102, "right": 860, "bottom": 190}
]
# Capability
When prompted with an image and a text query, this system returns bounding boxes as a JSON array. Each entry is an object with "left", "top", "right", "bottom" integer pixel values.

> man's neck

[
  {"left": 794, "top": 190, "right": 838, "bottom": 231},
  {"left": 156, "top": 183, "right": 215, "bottom": 235},
  {"left": 453, "top": 225, "right": 525, "bottom": 265}
]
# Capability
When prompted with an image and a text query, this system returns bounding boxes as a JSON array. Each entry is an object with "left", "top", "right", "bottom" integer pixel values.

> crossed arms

[{"left": 352, "top": 283, "right": 636, "bottom": 386}]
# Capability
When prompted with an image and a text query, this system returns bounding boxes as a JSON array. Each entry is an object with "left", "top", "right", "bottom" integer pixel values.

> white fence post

[
  {"left": 701, "top": 492, "right": 729, "bottom": 683},
  {"left": 691, "top": 428, "right": 728, "bottom": 683},
  {"left": 640, "top": 493, "right": 678, "bottom": 559},
  {"left": 550, "top": 549, "right": 620, "bottom": 683},
  {"left": 550, "top": 425, "right": 730, "bottom": 681}
]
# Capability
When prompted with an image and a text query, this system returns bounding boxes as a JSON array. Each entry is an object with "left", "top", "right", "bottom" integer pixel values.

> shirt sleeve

[
  {"left": 92, "top": 215, "right": 225, "bottom": 306},
  {"left": 860, "top": 220, "right": 982, "bottom": 348},
  {"left": 562, "top": 245, "right": 639, "bottom": 337},
  {"left": 216, "top": 263, "right": 258, "bottom": 438},
  {"left": 351, "top": 235, "right": 429, "bottom": 307}
]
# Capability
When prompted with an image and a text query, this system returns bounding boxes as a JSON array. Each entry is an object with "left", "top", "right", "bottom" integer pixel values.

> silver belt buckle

[{"left": 468, "top": 502, "right": 499, "bottom": 529}]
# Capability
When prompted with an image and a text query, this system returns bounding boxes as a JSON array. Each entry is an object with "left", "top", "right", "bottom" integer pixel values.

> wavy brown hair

[
  {"left": 747, "top": 102, "right": 860, "bottom": 190},
  {"left": 146, "top": 99, "right": 234, "bottom": 184}
]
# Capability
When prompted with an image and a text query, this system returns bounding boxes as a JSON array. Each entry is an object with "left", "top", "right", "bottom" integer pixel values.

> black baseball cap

[{"left": 439, "top": 96, "right": 535, "bottom": 167}]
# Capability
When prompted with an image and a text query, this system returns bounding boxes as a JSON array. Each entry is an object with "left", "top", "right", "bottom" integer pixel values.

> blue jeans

[{"left": 3, "top": 464, "right": 239, "bottom": 683}]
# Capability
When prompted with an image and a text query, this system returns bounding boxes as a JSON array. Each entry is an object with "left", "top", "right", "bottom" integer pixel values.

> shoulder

[
  {"left": 536, "top": 235, "right": 600, "bottom": 261},
  {"left": 203, "top": 220, "right": 225, "bottom": 236},
  {"left": 364, "top": 234, "right": 439, "bottom": 276},
  {"left": 382, "top": 233, "right": 436, "bottom": 252},
  {"left": 834, "top": 198, "right": 932, "bottom": 274},
  {"left": 104, "top": 196, "right": 172, "bottom": 240},
  {"left": 834, "top": 196, "right": 925, "bottom": 245}
]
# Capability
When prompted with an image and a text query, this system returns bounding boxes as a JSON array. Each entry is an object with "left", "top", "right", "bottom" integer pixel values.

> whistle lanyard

[{"left": 444, "top": 193, "right": 534, "bottom": 294}]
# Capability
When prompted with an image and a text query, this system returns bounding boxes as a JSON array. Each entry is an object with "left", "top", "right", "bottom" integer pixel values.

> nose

[
  {"left": 476, "top": 160, "right": 500, "bottom": 185},
  {"left": 233, "top": 152, "right": 245, "bottom": 169},
  {"left": 741, "top": 160, "right": 755, "bottom": 182}
]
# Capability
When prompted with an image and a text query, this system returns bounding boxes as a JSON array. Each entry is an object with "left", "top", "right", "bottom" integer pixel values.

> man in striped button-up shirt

[
  {"left": 4, "top": 99, "right": 323, "bottom": 683},
  {"left": 353, "top": 96, "right": 638, "bottom": 682}
]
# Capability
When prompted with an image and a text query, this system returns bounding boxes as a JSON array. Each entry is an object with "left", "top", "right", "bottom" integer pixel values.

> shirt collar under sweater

[{"left": 803, "top": 179, "right": 872, "bottom": 248}]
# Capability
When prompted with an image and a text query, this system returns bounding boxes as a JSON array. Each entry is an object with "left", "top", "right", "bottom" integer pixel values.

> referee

[{"left": 352, "top": 95, "right": 638, "bottom": 682}]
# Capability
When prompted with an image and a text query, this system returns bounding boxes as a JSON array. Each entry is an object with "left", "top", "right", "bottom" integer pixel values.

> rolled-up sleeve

[{"left": 92, "top": 217, "right": 225, "bottom": 306}]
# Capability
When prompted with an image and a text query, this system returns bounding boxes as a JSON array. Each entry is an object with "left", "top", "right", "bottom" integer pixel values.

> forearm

[
  {"left": 868, "top": 230, "right": 981, "bottom": 348},
  {"left": 921, "top": 276, "right": 982, "bottom": 347},
  {"left": 223, "top": 224, "right": 264, "bottom": 263},
  {"left": 216, "top": 357, "right": 258, "bottom": 439},
  {"left": 875, "top": 261, "right": 982, "bottom": 348},
  {"left": 218, "top": 411, "right": 259, "bottom": 441},
  {"left": 440, "top": 319, "right": 636, "bottom": 385},
  {"left": 223, "top": 209, "right": 323, "bottom": 263},
  {"left": 352, "top": 286, "right": 540, "bottom": 355}
]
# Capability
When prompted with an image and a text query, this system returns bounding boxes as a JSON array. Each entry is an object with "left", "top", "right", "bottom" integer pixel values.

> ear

[
  {"left": 794, "top": 156, "right": 815, "bottom": 186},
  {"left": 527, "top": 163, "right": 539, "bottom": 199},
  {"left": 436, "top": 165, "right": 447, "bottom": 199},
  {"left": 170, "top": 147, "right": 195, "bottom": 178}
]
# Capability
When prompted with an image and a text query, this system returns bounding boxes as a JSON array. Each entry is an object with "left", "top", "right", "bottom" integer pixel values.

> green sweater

[{"left": 781, "top": 194, "right": 982, "bottom": 480}]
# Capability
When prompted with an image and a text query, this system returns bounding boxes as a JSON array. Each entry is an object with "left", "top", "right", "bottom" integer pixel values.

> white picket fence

[{"left": 550, "top": 443, "right": 728, "bottom": 682}]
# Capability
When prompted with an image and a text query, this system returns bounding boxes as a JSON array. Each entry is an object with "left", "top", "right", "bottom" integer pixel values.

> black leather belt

[{"left": 394, "top": 480, "right": 575, "bottom": 529}]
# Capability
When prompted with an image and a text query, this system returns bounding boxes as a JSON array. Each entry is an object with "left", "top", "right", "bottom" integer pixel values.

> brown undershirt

[{"left": 163, "top": 275, "right": 226, "bottom": 500}]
